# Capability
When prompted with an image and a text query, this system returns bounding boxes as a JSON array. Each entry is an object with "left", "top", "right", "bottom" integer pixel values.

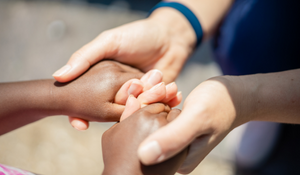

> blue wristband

[{"left": 148, "top": 2, "right": 203, "bottom": 47}]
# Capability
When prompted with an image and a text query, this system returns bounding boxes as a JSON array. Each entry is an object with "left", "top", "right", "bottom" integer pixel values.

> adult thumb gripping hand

[
  {"left": 137, "top": 78, "right": 241, "bottom": 174},
  {"left": 137, "top": 108, "right": 198, "bottom": 166}
]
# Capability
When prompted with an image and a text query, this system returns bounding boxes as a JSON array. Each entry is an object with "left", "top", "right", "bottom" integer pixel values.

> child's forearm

[
  {"left": 0, "top": 60, "right": 145, "bottom": 135},
  {"left": 0, "top": 80, "right": 65, "bottom": 135}
]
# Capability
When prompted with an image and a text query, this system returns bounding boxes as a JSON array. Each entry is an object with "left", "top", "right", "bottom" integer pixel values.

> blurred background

[{"left": 0, "top": 0, "right": 246, "bottom": 174}]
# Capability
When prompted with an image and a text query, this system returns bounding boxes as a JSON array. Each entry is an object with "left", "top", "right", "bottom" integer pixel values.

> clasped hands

[
  {"left": 55, "top": 60, "right": 239, "bottom": 174},
  {"left": 67, "top": 61, "right": 182, "bottom": 131},
  {"left": 62, "top": 60, "right": 185, "bottom": 174}
]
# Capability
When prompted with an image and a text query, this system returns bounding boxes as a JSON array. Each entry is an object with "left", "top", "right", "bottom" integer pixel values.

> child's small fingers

[
  {"left": 140, "top": 69, "right": 163, "bottom": 91},
  {"left": 167, "top": 91, "right": 182, "bottom": 107},
  {"left": 138, "top": 82, "right": 166, "bottom": 107},
  {"left": 69, "top": 116, "right": 89, "bottom": 131},
  {"left": 128, "top": 80, "right": 144, "bottom": 97},
  {"left": 115, "top": 79, "right": 143, "bottom": 104},
  {"left": 162, "top": 82, "right": 178, "bottom": 103},
  {"left": 120, "top": 95, "right": 141, "bottom": 122}
]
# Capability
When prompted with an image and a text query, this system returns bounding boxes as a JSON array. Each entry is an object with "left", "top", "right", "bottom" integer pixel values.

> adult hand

[
  {"left": 137, "top": 76, "right": 251, "bottom": 174},
  {"left": 53, "top": 8, "right": 196, "bottom": 84}
]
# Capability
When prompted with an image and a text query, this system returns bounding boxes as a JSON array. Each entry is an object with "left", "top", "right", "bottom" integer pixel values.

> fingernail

[
  {"left": 138, "top": 141, "right": 163, "bottom": 164},
  {"left": 128, "top": 80, "right": 143, "bottom": 96},
  {"left": 166, "top": 82, "right": 175, "bottom": 89},
  {"left": 150, "top": 82, "right": 164, "bottom": 91},
  {"left": 52, "top": 65, "right": 71, "bottom": 77},
  {"left": 177, "top": 91, "right": 182, "bottom": 96},
  {"left": 148, "top": 69, "right": 163, "bottom": 86},
  {"left": 72, "top": 120, "right": 87, "bottom": 131}
]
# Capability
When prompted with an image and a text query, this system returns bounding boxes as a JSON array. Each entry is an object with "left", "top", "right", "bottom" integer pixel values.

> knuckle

[
  {"left": 138, "top": 110, "right": 152, "bottom": 118},
  {"left": 100, "top": 30, "right": 118, "bottom": 42}
]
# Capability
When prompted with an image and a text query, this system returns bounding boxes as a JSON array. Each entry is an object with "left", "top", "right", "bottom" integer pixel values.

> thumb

[
  {"left": 137, "top": 109, "right": 199, "bottom": 165},
  {"left": 53, "top": 33, "right": 118, "bottom": 83}
]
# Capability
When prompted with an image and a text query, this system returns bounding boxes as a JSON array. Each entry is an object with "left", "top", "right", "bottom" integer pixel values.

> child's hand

[
  {"left": 56, "top": 60, "right": 143, "bottom": 129},
  {"left": 70, "top": 69, "right": 182, "bottom": 130},
  {"left": 102, "top": 104, "right": 188, "bottom": 175}
]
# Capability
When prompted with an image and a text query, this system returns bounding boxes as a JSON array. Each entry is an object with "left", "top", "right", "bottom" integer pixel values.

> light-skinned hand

[
  {"left": 52, "top": 8, "right": 196, "bottom": 84},
  {"left": 136, "top": 77, "right": 248, "bottom": 174}
]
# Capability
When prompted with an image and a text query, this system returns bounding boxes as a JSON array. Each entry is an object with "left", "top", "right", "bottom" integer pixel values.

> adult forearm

[
  {"left": 149, "top": 0, "right": 233, "bottom": 47},
  {"left": 240, "top": 69, "right": 300, "bottom": 124},
  {"left": 0, "top": 80, "right": 63, "bottom": 135}
]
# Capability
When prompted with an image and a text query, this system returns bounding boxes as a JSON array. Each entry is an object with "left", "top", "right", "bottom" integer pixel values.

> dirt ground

[{"left": 0, "top": 1, "right": 237, "bottom": 174}]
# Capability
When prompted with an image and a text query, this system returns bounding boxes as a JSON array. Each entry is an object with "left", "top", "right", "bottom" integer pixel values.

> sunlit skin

[
  {"left": 0, "top": 60, "right": 178, "bottom": 135},
  {"left": 53, "top": 0, "right": 300, "bottom": 173},
  {"left": 69, "top": 69, "right": 182, "bottom": 130}
]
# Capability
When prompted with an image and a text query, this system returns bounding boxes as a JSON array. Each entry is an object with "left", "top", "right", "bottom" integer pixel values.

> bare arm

[
  {"left": 0, "top": 80, "right": 62, "bottom": 135},
  {"left": 54, "top": 0, "right": 233, "bottom": 83},
  {"left": 150, "top": 0, "right": 233, "bottom": 43},
  {"left": 0, "top": 61, "right": 143, "bottom": 135},
  {"left": 138, "top": 68, "right": 300, "bottom": 173},
  {"left": 241, "top": 68, "right": 300, "bottom": 124}
]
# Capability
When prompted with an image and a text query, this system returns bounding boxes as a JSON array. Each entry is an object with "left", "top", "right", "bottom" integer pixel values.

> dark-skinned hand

[
  {"left": 56, "top": 60, "right": 144, "bottom": 123},
  {"left": 102, "top": 104, "right": 188, "bottom": 175}
]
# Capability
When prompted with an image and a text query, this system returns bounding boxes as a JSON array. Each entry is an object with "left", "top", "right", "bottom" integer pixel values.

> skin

[
  {"left": 102, "top": 104, "right": 188, "bottom": 175},
  {"left": 138, "top": 69, "right": 300, "bottom": 173},
  {"left": 71, "top": 69, "right": 182, "bottom": 130},
  {"left": 0, "top": 60, "right": 143, "bottom": 135},
  {"left": 0, "top": 60, "right": 182, "bottom": 174},
  {"left": 51, "top": 0, "right": 300, "bottom": 173},
  {"left": 53, "top": 0, "right": 233, "bottom": 83}
]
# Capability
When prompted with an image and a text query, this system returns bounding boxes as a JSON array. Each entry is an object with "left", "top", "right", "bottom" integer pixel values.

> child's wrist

[{"left": 48, "top": 80, "right": 73, "bottom": 116}]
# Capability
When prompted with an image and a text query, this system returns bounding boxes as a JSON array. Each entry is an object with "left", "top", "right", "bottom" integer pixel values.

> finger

[
  {"left": 120, "top": 95, "right": 141, "bottom": 122},
  {"left": 137, "top": 109, "right": 200, "bottom": 165},
  {"left": 166, "top": 108, "right": 181, "bottom": 122},
  {"left": 141, "top": 103, "right": 170, "bottom": 114},
  {"left": 161, "top": 82, "right": 178, "bottom": 103},
  {"left": 103, "top": 103, "right": 125, "bottom": 122},
  {"left": 137, "top": 82, "right": 166, "bottom": 107},
  {"left": 115, "top": 79, "right": 144, "bottom": 105},
  {"left": 69, "top": 116, "right": 89, "bottom": 131},
  {"left": 167, "top": 91, "right": 182, "bottom": 107},
  {"left": 53, "top": 33, "right": 118, "bottom": 83},
  {"left": 140, "top": 69, "right": 163, "bottom": 91}
]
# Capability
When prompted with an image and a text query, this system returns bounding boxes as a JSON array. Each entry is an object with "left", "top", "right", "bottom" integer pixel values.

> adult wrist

[
  {"left": 148, "top": 7, "right": 197, "bottom": 50},
  {"left": 210, "top": 76, "right": 256, "bottom": 128},
  {"left": 232, "top": 75, "right": 260, "bottom": 125},
  {"left": 149, "top": 2, "right": 203, "bottom": 47}
]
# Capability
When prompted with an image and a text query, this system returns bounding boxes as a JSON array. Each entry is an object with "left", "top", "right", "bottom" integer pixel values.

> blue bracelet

[{"left": 148, "top": 2, "right": 203, "bottom": 47}]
